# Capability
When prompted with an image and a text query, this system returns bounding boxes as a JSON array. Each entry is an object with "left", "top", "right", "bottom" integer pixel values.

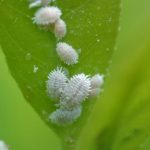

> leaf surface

[{"left": 0, "top": 0, "right": 121, "bottom": 146}]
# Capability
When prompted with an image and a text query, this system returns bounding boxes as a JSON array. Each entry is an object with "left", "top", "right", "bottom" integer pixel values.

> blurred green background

[
  {"left": 0, "top": 0, "right": 150, "bottom": 149},
  {"left": 0, "top": 47, "right": 61, "bottom": 149}
]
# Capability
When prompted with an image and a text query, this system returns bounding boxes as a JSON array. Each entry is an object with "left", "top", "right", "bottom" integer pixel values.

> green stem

[{"left": 61, "top": 136, "right": 77, "bottom": 150}]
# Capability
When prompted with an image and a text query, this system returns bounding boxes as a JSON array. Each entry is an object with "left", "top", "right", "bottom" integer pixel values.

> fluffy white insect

[
  {"left": 90, "top": 74, "right": 104, "bottom": 88},
  {"left": 0, "top": 141, "right": 9, "bottom": 150},
  {"left": 60, "top": 74, "right": 91, "bottom": 109},
  {"left": 56, "top": 42, "right": 78, "bottom": 65},
  {"left": 46, "top": 67, "right": 68, "bottom": 100},
  {"left": 89, "top": 74, "right": 104, "bottom": 97},
  {"left": 29, "top": 0, "right": 52, "bottom": 9},
  {"left": 29, "top": 0, "right": 41, "bottom": 8},
  {"left": 54, "top": 19, "right": 67, "bottom": 39},
  {"left": 33, "top": 6, "right": 62, "bottom": 25},
  {"left": 50, "top": 105, "right": 82, "bottom": 126}
]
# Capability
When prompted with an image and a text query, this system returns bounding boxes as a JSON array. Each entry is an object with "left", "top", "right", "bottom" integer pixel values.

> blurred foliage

[
  {"left": 0, "top": 48, "right": 61, "bottom": 150},
  {"left": 77, "top": 0, "right": 150, "bottom": 150},
  {"left": 0, "top": 0, "right": 150, "bottom": 150}
]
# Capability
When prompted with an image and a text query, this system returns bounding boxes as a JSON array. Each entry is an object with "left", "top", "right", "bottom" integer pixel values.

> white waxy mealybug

[
  {"left": 50, "top": 106, "right": 82, "bottom": 126},
  {"left": 90, "top": 74, "right": 104, "bottom": 88},
  {"left": 29, "top": 0, "right": 52, "bottom": 8},
  {"left": 89, "top": 74, "right": 104, "bottom": 97},
  {"left": 33, "top": 7, "right": 62, "bottom": 25},
  {"left": 46, "top": 67, "right": 68, "bottom": 100},
  {"left": 56, "top": 42, "right": 78, "bottom": 65},
  {"left": 54, "top": 19, "right": 67, "bottom": 39},
  {"left": 60, "top": 74, "right": 91, "bottom": 109},
  {"left": 0, "top": 141, "right": 9, "bottom": 150},
  {"left": 29, "top": 0, "right": 41, "bottom": 8}
]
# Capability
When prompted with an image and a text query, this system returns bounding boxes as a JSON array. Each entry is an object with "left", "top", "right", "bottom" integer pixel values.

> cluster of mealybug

[
  {"left": 29, "top": 0, "right": 104, "bottom": 126},
  {"left": 0, "top": 141, "right": 9, "bottom": 150},
  {"left": 46, "top": 68, "right": 91, "bottom": 126},
  {"left": 31, "top": 1, "right": 67, "bottom": 39},
  {"left": 46, "top": 68, "right": 104, "bottom": 126},
  {"left": 30, "top": 0, "right": 79, "bottom": 65}
]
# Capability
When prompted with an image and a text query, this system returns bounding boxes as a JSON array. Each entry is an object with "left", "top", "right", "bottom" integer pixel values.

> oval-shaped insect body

[
  {"left": 46, "top": 67, "right": 68, "bottom": 100},
  {"left": 33, "top": 6, "right": 62, "bottom": 25},
  {"left": 0, "top": 141, "right": 9, "bottom": 150},
  {"left": 29, "top": 0, "right": 41, "bottom": 8},
  {"left": 54, "top": 19, "right": 67, "bottom": 39},
  {"left": 56, "top": 42, "right": 78, "bottom": 65},
  {"left": 29, "top": 0, "right": 52, "bottom": 8},
  {"left": 50, "top": 105, "right": 82, "bottom": 126},
  {"left": 90, "top": 74, "right": 104, "bottom": 88},
  {"left": 60, "top": 74, "right": 91, "bottom": 109}
]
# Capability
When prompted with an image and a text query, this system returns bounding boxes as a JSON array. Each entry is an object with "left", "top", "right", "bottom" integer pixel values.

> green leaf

[
  {"left": 77, "top": 0, "right": 150, "bottom": 150},
  {"left": 0, "top": 0, "right": 120, "bottom": 148}
]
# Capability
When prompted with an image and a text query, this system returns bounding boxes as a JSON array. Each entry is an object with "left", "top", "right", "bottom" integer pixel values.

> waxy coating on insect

[
  {"left": 54, "top": 19, "right": 67, "bottom": 39},
  {"left": 60, "top": 74, "right": 91, "bottom": 109},
  {"left": 29, "top": 0, "right": 52, "bottom": 9},
  {"left": 49, "top": 105, "right": 82, "bottom": 126},
  {"left": 46, "top": 67, "right": 68, "bottom": 100},
  {"left": 56, "top": 42, "right": 79, "bottom": 65},
  {"left": 89, "top": 74, "right": 104, "bottom": 97},
  {"left": 33, "top": 6, "right": 62, "bottom": 25},
  {"left": 90, "top": 74, "right": 104, "bottom": 88}
]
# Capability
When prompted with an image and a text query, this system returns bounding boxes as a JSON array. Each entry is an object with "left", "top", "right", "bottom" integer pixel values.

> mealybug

[
  {"left": 49, "top": 105, "right": 82, "bottom": 126},
  {"left": 33, "top": 6, "right": 62, "bottom": 25},
  {"left": 90, "top": 74, "right": 104, "bottom": 88},
  {"left": 60, "top": 74, "right": 91, "bottom": 109},
  {"left": 29, "top": 0, "right": 41, "bottom": 8},
  {"left": 46, "top": 67, "right": 68, "bottom": 100},
  {"left": 54, "top": 19, "right": 67, "bottom": 39},
  {"left": 0, "top": 141, "right": 9, "bottom": 150},
  {"left": 56, "top": 42, "right": 78, "bottom": 65},
  {"left": 29, "top": 0, "right": 52, "bottom": 8}
]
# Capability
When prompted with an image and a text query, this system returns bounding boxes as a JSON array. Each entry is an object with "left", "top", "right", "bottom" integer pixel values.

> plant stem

[{"left": 61, "top": 136, "right": 77, "bottom": 150}]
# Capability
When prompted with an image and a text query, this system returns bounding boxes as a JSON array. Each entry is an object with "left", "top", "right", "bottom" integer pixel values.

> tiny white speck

[
  {"left": 25, "top": 53, "right": 32, "bottom": 60},
  {"left": 97, "top": 39, "right": 100, "bottom": 42},
  {"left": 33, "top": 65, "right": 38, "bottom": 73}
]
